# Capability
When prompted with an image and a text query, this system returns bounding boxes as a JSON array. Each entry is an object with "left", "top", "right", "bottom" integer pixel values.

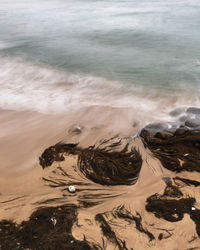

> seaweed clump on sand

[
  {"left": 140, "top": 126, "right": 200, "bottom": 173},
  {"left": 174, "top": 176, "right": 200, "bottom": 187},
  {"left": 113, "top": 205, "right": 155, "bottom": 241},
  {"left": 146, "top": 182, "right": 200, "bottom": 237},
  {"left": 39, "top": 143, "right": 78, "bottom": 168},
  {"left": 39, "top": 139, "right": 142, "bottom": 186},
  {"left": 94, "top": 205, "right": 155, "bottom": 249},
  {"left": 0, "top": 205, "right": 96, "bottom": 250},
  {"left": 95, "top": 213, "right": 128, "bottom": 250}
]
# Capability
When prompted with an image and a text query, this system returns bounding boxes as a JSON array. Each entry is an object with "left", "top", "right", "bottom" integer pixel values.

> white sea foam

[
  {"left": 0, "top": 57, "right": 148, "bottom": 111},
  {"left": 0, "top": 56, "right": 199, "bottom": 125}
]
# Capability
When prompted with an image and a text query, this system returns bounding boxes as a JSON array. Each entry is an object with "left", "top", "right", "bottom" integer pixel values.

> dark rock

[
  {"left": 162, "top": 176, "right": 171, "bottom": 184},
  {"left": 169, "top": 108, "right": 185, "bottom": 117},
  {"left": 132, "top": 121, "right": 138, "bottom": 127},
  {"left": 174, "top": 126, "right": 189, "bottom": 136},
  {"left": 191, "top": 130, "right": 200, "bottom": 136},
  {"left": 164, "top": 127, "right": 177, "bottom": 134},
  {"left": 185, "top": 118, "right": 200, "bottom": 128},
  {"left": 140, "top": 123, "right": 172, "bottom": 140},
  {"left": 145, "top": 122, "right": 169, "bottom": 131},
  {"left": 140, "top": 128, "right": 155, "bottom": 139},
  {"left": 187, "top": 107, "right": 200, "bottom": 115},
  {"left": 154, "top": 131, "right": 173, "bottom": 140},
  {"left": 179, "top": 115, "right": 188, "bottom": 122}
]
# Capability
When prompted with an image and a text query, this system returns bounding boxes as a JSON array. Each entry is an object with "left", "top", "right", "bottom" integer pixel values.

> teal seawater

[{"left": 0, "top": 0, "right": 200, "bottom": 113}]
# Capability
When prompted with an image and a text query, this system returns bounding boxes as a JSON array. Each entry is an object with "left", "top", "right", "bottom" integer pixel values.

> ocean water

[{"left": 0, "top": 0, "right": 200, "bottom": 115}]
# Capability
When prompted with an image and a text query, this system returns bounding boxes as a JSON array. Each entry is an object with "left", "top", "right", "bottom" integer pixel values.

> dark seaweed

[
  {"left": 39, "top": 141, "right": 142, "bottom": 186},
  {"left": 146, "top": 184, "right": 200, "bottom": 237},
  {"left": 113, "top": 205, "right": 155, "bottom": 241},
  {"left": 140, "top": 128, "right": 200, "bottom": 173},
  {"left": 163, "top": 183, "right": 183, "bottom": 198},
  {"left": 146, "top": 195, "right": 195, "bottom": 222},
  {"left": 174, "top": 177, "right": 200, "bottom": 187},
  {"left": 95, "top": 214, "right": 128, "bottom": 250},
  {"left": 39, "top": 143, "right": 78, "bottom": 168},
  {"left": 78, "top": 145, "right": 142, "bottom": 185},
  {"left": 0, "top": 205, "right": 94, "bottom": 250}
]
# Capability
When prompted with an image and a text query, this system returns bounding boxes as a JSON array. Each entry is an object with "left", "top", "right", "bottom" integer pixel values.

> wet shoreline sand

[{"left": 1, "top": 107, "right": 200, "bottom": 249}]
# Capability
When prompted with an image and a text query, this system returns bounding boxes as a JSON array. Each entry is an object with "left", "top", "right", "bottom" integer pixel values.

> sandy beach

[
  {"left": 1, "top": 0, "right": 200, "bottom": 248},
  {"left": 1, "top": 106, "right": 200, "bottom": 249}
]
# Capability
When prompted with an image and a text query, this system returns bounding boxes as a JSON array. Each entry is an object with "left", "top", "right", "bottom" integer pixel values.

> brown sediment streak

[{"left": 1, "top": 195, "right": 27, "bottom": 204}]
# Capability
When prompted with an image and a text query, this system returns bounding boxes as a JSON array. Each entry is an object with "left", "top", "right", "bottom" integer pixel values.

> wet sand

[{"left": 1, "top": 107, "right": 200, "bottom": 249}]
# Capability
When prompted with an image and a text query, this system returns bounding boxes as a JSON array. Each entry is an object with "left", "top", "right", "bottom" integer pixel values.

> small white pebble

[
  {"left": 70, "top": 240, "right": 74, "bottom": 244},
  {"left": 51, "top": 217, "right": 57, "bottom": 226},
  {"left": 184, "top": 153, "right": 189, "bottom": 156},
  {"left": 191, "top": 207, "right": 196, "bottom": 211},
  {"left": 68, "top": 185, "right": 76, "bottom": 193}
]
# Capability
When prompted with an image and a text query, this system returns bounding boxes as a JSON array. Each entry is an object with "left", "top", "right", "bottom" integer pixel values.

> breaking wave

[{"left": 0, "top": 56, "right": 200, "bottom": 123}]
